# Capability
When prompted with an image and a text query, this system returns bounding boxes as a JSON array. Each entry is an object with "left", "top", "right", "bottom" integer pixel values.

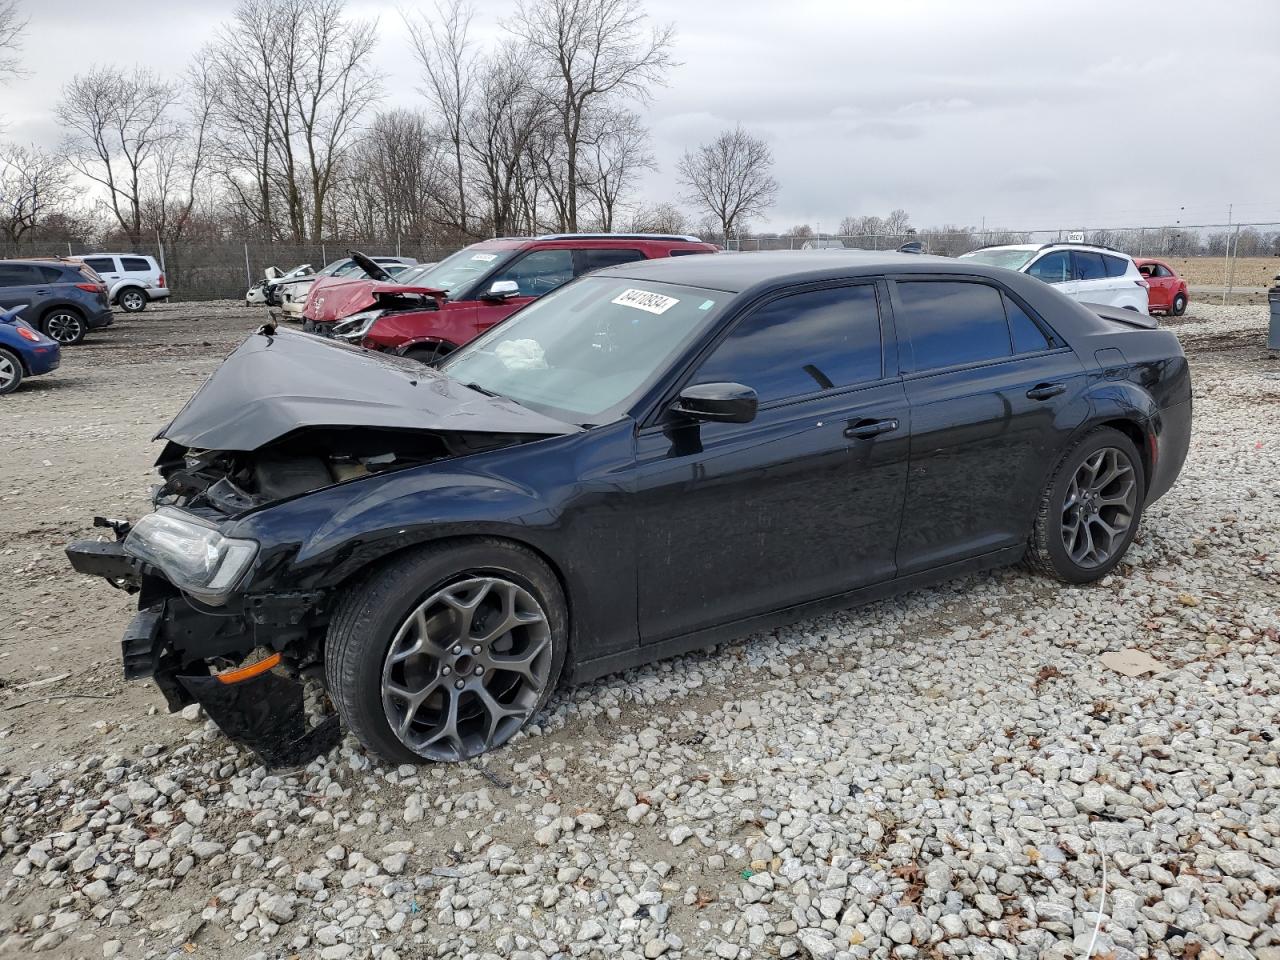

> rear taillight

[
  {"left": 157, "top": 274, "right": 165, "bottom": 287},
  {"left": 75, "top": 282, "right": 101, "bottom": 293},
  {"left": 16, "top": 326, "right": 40, "bottom": 342}
]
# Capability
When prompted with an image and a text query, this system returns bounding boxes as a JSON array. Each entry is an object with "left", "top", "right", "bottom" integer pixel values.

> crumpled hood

[
  {"left": 157, "top": 329, "right": 579, "bottom": 451},
  {"left": 304, "top": 276, "right": 381, "bottom": 322}
]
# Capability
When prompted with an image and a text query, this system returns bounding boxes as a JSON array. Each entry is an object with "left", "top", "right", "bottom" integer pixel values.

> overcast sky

[{"left": 4, "top": 0, "right": 1279, "bottom": 232}]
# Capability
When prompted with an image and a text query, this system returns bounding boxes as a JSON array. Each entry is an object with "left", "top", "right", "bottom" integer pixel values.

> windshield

[
  {"left": 958, "top": 248, "right": 1037, "bottom": 271},
  {"left": 403, "top": 245, "right": 517, "bottom": 297},
  {"left": 440, "top": 276, "right": 727, "bottom": 424}
]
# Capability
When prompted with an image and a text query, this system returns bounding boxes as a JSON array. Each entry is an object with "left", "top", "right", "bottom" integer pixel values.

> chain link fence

[
  {"left": 0, "top": 238, "right": 461, "bottom": 301},
  {"left": 3, "top": 222, "right": 1278, "bottom": 301}
]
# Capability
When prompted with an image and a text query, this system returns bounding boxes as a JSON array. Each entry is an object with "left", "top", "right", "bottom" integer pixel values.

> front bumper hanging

[{"left": 66, "top": 537, "right": 340, "bottom": 768}]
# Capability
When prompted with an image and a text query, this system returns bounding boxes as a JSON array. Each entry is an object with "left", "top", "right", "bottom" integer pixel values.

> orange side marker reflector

[{"left": 216, "top": 653, "right": 281, "bottom": 685}]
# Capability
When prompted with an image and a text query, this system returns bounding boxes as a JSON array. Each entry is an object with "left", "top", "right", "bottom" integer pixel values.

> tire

[
  {"left": 1172, "top": 293, "right": 1187, "bottom": 317},
  {"left": 325, "top": 539, "right": 568, "bottom": 764},
  {"left": 0, "top": 348, "right": 23, "bottom": 395},
  {"left": 42, "top": 309, "right": 86, "bottom": 346},
  {"left": 403, "top": 342, "right": 453, "bottom": 365},
  {"left": 1025, "top": 427, "right": 1146, "bottom": 584},
  {"left": 118, "top": 288, "right": 147, "bottom": 313}
]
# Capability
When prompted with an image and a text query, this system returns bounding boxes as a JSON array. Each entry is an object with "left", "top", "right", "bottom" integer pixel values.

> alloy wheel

[
  {"left": 1060, "top": 446, "right": 1138, "bottom": 569},
  {"left": 121, "top": 290, "right": 146, "bottom": 311},
  {"left": 380, "top": 576, "right": 552, "bottom": 761},
  {"left": 0, "top": 353, "right": 16, "bottom": 390},
  {"left": 45, "top": 313, "right": 84, "bottom": 344}
]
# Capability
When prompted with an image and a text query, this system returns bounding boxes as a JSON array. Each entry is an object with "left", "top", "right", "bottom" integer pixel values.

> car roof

[
  {"left": 593, "top": 249, "right": 1002, "bottom": 294},
  {"left": 83, "top": 252, "right": 154, "bottom": 258}
]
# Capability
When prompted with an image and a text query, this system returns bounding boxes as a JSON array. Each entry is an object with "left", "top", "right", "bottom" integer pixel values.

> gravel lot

[{"left": 0, "top": 301, "right": 1277, "bottom": 960}]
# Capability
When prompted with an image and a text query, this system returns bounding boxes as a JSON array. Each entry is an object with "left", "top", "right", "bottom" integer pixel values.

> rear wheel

[
  {"left": 1025, "top": 427, "right": 1145, "bottom": 583},
  {"left": 118, "top": 288, "right": 147, "bottom": 312},
  {"left": 0, "top": 348, "right": 23, "bottom": 395},
  {"left": 42, "top": 309, "right": 86, "bottom": 345},
  {"left": 325, "top": 540, "right": 567, "bottom": 763},
  {"left": 403, "top": 342, "right": 453, "bottom": 365},
  {"left": 1171, "top": 293, "right": 1187, "bottom": 316}
]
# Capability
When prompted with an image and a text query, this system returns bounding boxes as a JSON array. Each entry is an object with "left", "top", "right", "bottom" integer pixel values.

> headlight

[
  {"left": 123, "top": 507, "right": 258, "bottom": 604},
  {"left": 333, "top": 309, "right": 384, "bottom": 340}
]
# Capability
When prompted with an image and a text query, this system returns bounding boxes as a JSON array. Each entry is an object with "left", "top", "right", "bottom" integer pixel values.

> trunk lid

[{"left": 157, "top": 328, "right": 579, "bottom": 451}]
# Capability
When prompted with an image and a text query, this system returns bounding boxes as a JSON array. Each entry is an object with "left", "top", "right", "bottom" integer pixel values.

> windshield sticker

[
  {"left": 471, "top": 253, "right": 498, "bottom": 262},
  {"left": 698, "top": 299, "right": 715, "bottom": 311},
  {"left": 611, "top": 288, "right": 679, "bottom": 315}
]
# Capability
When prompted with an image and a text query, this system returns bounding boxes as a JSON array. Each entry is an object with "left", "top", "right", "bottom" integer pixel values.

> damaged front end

[{"left": 67, "top": 328, "right": 577, "bottom": 766}]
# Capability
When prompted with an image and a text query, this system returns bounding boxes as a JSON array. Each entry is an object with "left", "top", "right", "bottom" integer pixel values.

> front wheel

[
  {"left": 1171, "top": 293, "right": 1187, "bottom": 317},
  {"left": 0, "top": 348, "right": 23, "bottom": 395},
  {"left": 1025, "top": 427, "right": 1145, "bottom": 583},
  {"left": 42, "top": 309, "right": 86, "bottom": 345},
  {"left": 118, "top": 289, "right": 147, "bottom": 312},
  {"left": 403, "top": 342, "right": 453, "bottom": 365},
  {"left": 325, "top": 540, "right": 568, "bottom": 763}
]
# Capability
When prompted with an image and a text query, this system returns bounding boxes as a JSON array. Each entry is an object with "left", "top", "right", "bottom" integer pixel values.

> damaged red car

[{"left": 307, "top": 233, "right": 719, "bottom": 363}]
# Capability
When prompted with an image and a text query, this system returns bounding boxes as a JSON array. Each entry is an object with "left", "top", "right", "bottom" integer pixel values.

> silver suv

[
  {"left": 959, "top": 243, "right": 1149, "bottom": 314},
  {"left": 81, "top": 253, "right": 170, "bottom": 313}
]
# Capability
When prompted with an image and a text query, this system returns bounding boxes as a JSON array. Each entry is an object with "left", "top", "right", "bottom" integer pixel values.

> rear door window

[
  {"left": 84, "top": 257, "right": 117, "bottom": 274},
  {"left": 1073, "top": 251, "right": 1107, "bottom": 281},
  {"left": 36, "top": 264, "right": 63, "bottom": 282},
  {"left": 574, "top": 248, "right": 645, "bottom": 276},
  {"left": 895, "top": 280, "right": 1014, "bottom": 372},
  {"left": 120, "top": 256, "right": 152, "bottom": 272},
  {"left": 693, "top": 284, "right": 883, "bottom": 404},
  {"left": 1027, "top": 251, "right": 1070, "bottom": 284}
]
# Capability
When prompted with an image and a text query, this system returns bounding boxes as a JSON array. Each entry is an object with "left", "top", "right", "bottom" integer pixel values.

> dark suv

[{"left": 0, "top": 259, "right": 113, "bottom": 345}]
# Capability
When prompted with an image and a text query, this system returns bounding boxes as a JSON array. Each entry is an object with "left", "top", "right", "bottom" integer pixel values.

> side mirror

[
  {"left": 482, "top": 279, "right": 520, "bottom": 301},
  {"left": 672, "top": 382, "right": 758, "bottom": 424}
]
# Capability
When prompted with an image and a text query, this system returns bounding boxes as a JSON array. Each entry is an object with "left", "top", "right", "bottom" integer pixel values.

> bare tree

[
  {"left": 883, "top": 208, "right": 911, "bottom": 237},
  {"left": 57, "top": 66, "right": 180, "bottom": 246},
  {"left": 337, "top": 108, "right": 442, "bottom": 238},
  {"left": 580, "top": 108, "right": 653, "bottom": 231},
  {"left": 677, "top": 125, "right": 778, "bottom": 241},
  {"left": 508, "top": 0, "right": 674, "bottom": 231},
  {"left": 627, "top": 200, "right": 687, "bottom": 235},
  {"left": 0, "top": 144, "right": 72, "bottom": 241},
  {"left": 0, "top": 0, "right": 25, "bottom": 83},
  {"left": 406, "top": 0, "right": 476, "bottom": 236}
]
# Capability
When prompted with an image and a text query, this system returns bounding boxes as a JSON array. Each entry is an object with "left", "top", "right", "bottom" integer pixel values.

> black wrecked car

[{"left": 67, "top": 251, "right": 1192, "bottom": 765}]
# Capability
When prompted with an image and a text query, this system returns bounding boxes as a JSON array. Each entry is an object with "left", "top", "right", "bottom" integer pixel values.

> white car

[
  {"left": 246, "top": 263, "right": 314, "bottom": 306},
  {"left": 278, "top": 255, "right": 417, "bottom": 319},
  {"left": 958, "top": 243, "right": 1149, "bottom": 313},
  {"left": 81, "top": 253, "right": 170, "bottom": 313}
]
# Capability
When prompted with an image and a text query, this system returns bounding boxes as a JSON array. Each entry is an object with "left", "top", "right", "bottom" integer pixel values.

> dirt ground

[{"left": 1167, "top": 255, "right": 1279, "bottom": 289}]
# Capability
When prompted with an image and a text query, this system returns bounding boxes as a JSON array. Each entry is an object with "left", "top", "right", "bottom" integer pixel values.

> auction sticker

[
  {"left": 611, "top": 288, "right": 679, "bottom": 315},
  {"left": 471, "top": 253, "right": 498, "bottom": 262}
]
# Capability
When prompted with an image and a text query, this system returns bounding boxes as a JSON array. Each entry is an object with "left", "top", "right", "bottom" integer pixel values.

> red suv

[
  {"left": 314, "top": 234, "right": 719, "bottom": 362},
  {"left": 1133, "top": 258, "right": 1189, "bottom": 316}
]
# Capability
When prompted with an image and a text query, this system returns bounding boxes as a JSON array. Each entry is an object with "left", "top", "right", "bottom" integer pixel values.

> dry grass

[{"left": 1164, "top": 256, "right": 1279, "bottom": 288}]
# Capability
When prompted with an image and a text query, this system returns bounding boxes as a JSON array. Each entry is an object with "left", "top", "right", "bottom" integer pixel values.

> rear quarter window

[
  {"left": 120, "top": 256, "right": 153, "bottom": 272},
  {"left": 1102, "top": 255, "right": 1130, "bottom": 278},
  {"left": 669, "top": 249, "right": 712, "bottom": 257}
]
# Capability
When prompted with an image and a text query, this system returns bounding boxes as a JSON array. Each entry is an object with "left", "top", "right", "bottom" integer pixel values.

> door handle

[
  {"left": 1026, "top": 383, "right": 1066, "bottom": 401},
  {"left": 844, "top": 418, "right": 899, "bottom": 440}
]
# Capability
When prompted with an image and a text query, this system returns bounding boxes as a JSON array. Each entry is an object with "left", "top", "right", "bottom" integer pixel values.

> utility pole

[{"left": 1222, "top": 203, "right": 1232, "bottom": 305}]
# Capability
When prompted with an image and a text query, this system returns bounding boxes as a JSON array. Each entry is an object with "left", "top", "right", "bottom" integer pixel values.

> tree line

[{"left": 0, "top": 0, "right": 781, "bottom": 249}]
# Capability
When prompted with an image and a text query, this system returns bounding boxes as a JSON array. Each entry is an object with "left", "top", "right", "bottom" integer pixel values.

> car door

[
  {"left": 471, "top": 248, "right": 575, "bottom": 335},
  {"left": 1072, "top": 250, "right": 1111, "bottom": 305},
  {"left": 1151, "top": 263, "right": 1176, "bottom": 310},
  {"left": 890, "top": 277, "right": 1088, "bottom": 575},
  {"left": 632, "top": 281, "right": 910, "bottom": 643},
  {"left": 1025, "top": 250, "right": 1078, "bottom": 301},
  {"left": 0, "top": 263, "right": 45, "bottom": 316}
]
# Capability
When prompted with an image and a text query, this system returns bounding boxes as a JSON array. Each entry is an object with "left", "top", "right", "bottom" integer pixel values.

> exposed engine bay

[{"left": 153, "top": 427, "right": 540, "bottom": 516}]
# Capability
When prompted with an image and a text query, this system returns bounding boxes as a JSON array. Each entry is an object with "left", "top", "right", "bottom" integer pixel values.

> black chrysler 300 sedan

[{"left": 67, "top": 251, "right": 1191, "bottom": 764}]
